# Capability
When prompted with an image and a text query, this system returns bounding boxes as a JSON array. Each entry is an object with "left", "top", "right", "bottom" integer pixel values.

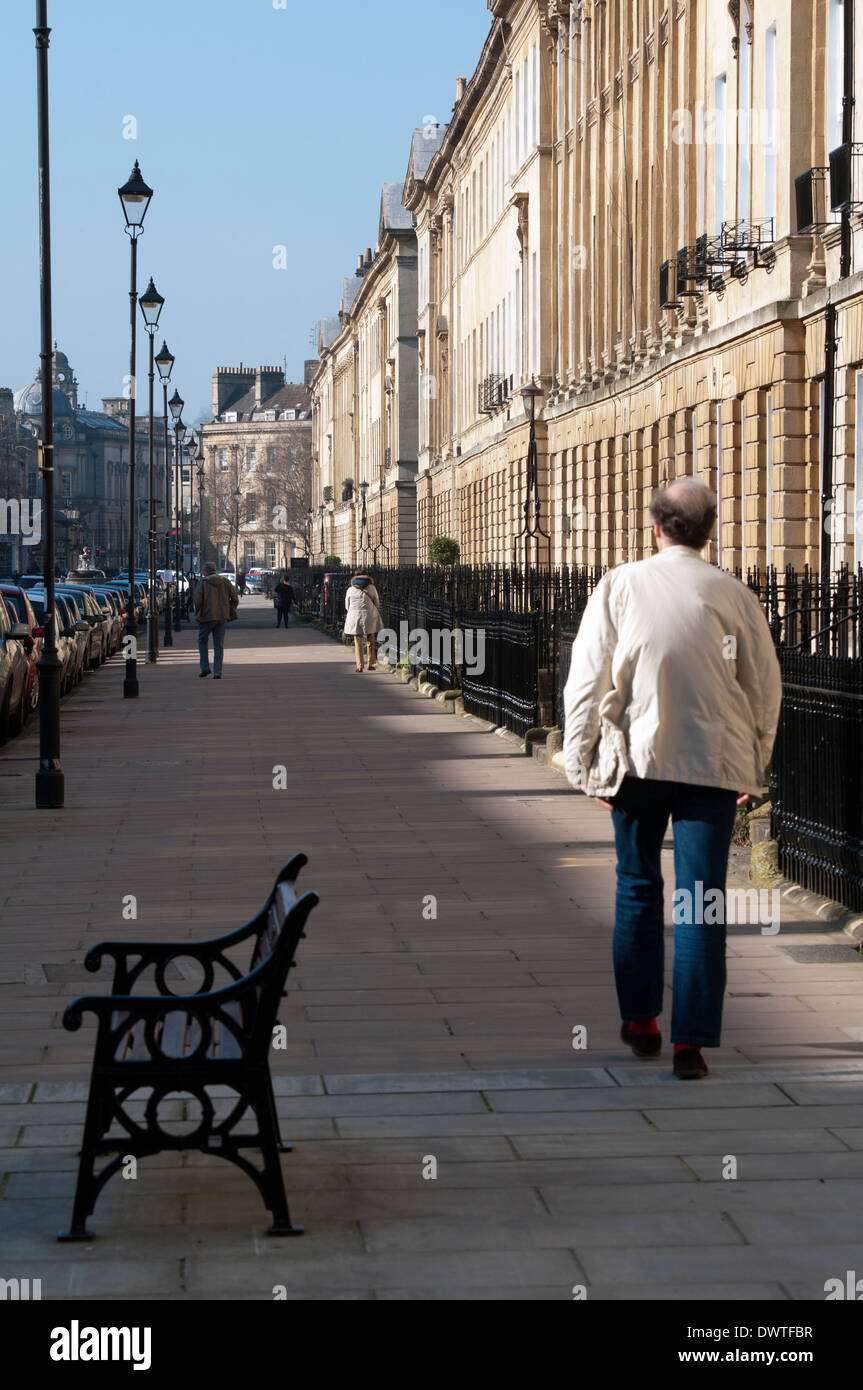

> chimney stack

[
  {"left": 456, "top": 76, "right": 467, "bottom": 103},
  {"left": 357, "top": 254, "right": 364, "bottom": 275},
  {"left": 365, "top": 248, "right": 373, "bottom": 268},
  {"left": 254, "top": 365, "right": 285, "bottom": 407}
]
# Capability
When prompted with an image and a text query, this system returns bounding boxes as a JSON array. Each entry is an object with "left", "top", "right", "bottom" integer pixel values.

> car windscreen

[{"left": 3, "top": 594, "right": 25, "bottom": 622}]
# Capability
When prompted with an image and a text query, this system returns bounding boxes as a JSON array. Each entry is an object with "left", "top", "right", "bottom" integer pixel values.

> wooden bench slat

[
  {"left": 160, "top": 1011, "right": 188, "bottom": 1058},
  {"left": 217, "top": 1001, "right": 244, "bottom": 1059}
]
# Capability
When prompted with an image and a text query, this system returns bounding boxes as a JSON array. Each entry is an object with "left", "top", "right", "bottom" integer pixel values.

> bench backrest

[{"left": 237, "top": 876, "right": 316, "bottom": 1059}]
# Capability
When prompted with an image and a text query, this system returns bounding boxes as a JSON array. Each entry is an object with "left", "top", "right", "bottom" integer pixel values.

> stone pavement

[{"left": 0, "top": 596, "right": 861, "bottom": 1299}]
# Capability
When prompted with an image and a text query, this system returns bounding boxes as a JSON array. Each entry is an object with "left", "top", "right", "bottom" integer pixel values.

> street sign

[{"left": 290, "top": 557, "right": 310, "bottom": 568}]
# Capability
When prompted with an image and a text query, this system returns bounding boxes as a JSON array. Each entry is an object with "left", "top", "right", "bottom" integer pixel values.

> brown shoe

[
  {"left": 620, "top": 1023, "right": 662, "bottom": 1059},
  {"left": 673, "top": 1047, "right": 708, "bottom": 1080}
]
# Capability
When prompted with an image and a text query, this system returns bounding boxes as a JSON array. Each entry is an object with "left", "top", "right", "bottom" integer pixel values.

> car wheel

[
  {"left": 9, "top": 687, "right": 25, "bottom": 737},
  {"left": 0, "top": 685, "right": 10, "bottom": 746}
]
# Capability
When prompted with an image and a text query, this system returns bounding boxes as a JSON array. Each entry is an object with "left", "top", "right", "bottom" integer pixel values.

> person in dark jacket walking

[{"left": 274, "top": 575, "right": 295, "bottom": 629}]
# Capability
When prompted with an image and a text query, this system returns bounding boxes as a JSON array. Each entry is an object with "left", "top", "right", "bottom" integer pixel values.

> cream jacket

[
  {"left": 344, "top": 581, "right": 382, "bottom": 636},
  {"left": 562, "top": 547, "right": 782, "bottom": 798}
]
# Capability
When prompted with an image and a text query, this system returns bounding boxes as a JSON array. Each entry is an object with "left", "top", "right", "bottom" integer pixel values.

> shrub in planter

[
  {"left": 429, "top": 535, "right": 460, "bottom": 565},
  {"left": 324, "top": 555, "right": 342, "bottom": 568},
  {"left": 341, "top": 478, "right": 354, "bottom": 501}
]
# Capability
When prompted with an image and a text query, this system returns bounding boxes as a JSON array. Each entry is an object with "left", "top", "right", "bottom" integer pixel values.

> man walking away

[
  {"left": 194, "top": 561, "right": 238, "bottom": 680},
  {"left": 563, "top": 479, "right": 782, "bottom": 1080},
  {"left": 237, "top": 567, "right": 247, "bottom": 596},
  {"left": 275, "top": 574, "right": 295, "bottom": 630}
]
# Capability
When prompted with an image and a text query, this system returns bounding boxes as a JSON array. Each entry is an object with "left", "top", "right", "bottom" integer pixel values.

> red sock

[
  {"left": 627, "top": 1018, "right": 660, "bottom": 1035},
  {"left": 674, "top": 1043, "right": 702, "bottom": 1053}
]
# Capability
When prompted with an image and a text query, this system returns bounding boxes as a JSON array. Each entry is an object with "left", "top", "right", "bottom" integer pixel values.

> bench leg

[
  {"left": 58, "top": 1082, "right": 110, "bottom": 1241},
  {"left": 249, "top": 1078, "right": 303, "bottom": 1237},
  {"left": 265, "top": 1067, "right": 292, "bottom": 1154}
]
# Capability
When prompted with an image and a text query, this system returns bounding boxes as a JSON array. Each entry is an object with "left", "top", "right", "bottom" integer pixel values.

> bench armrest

[
  {"left": 85, "top": 853, "right": 308, "bottom": 993},
  {"left": 83, "top": 939, "right": 247, "bottom": 995}
]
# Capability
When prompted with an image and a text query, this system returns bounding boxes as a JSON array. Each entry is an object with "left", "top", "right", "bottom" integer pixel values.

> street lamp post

[
  {"left": 358, "top": 480, "right": 369, "bottom": 566},
  {"left": 155, "top": 340, "right": 174, "bottom": 646},
  {"left": 139, "top": 277, "right": 164, "bottom": 664},
  {"left": 118, "top": 160, "right": 153, "bottom": 699},
  {"left": 305, "top": 507, "right": 313, "bottom": 558},
  {"left": 173, "top": 418, "right": 187, "bottom": 628},
  {"left": 233, "top": 486, "right": 241, "bottom": 580},
  {"left": 196, "top": 463, "right": 205, "bottom": 578},
  {"left": 33, "top": 0, "right": 63, "bottom": 807},
  {"left": 514, "top": 380, "right": 549, "bottom": 579},
  {"left": 168, "top": 391, "right": 183, "bottom": 627},
  {"left": 318, "top": 503, "right": 325, "bottom": 559}
]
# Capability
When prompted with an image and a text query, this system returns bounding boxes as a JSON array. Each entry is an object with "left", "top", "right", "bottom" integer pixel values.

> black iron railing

[{"left": 290, "top": 560, "right": 862, "bottom": 908}]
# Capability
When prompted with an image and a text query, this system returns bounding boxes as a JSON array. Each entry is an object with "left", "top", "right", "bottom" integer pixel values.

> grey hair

[
  {"left": 203, "top": 561, "right": 217, "bottom": 574},
  {"left": 649, "top": 478, "right": 717, "bottom": 550}
]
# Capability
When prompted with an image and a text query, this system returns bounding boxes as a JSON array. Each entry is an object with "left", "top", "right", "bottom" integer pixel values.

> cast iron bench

[{"left": 58, "top": 854, "right": 318, "bottom": 1241}]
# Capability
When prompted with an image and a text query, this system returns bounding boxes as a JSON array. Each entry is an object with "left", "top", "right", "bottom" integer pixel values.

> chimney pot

[{"left": 456, "top": 76, "right": 467, "bottom": 102}]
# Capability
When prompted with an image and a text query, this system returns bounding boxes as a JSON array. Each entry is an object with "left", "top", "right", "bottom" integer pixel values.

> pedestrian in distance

[
  {"left": 237, "top": 568, "right": 247, "bottom": 596},
  {"left": 194, "top": 561, "right": 238, "bottom": 680},
  {"left": 563, "top": 478, "right": 782, "bottom": 1080},
  {"left": 274, "top": 574, "right": 295, "bottom": 630},
  {"left": 344, "top": 571, "right": 382, "bottom": 672}
]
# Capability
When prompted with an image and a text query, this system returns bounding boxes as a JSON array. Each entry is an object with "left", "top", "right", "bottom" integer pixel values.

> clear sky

[{"left": 0, "top": 0, "right": 491, "bottom": 424}]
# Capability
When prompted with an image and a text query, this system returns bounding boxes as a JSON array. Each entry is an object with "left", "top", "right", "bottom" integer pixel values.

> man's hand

[
  {"left": 582, "top": 787, "right": 614, "bottom": 811},
  {"left": 736, "top": 793, "right": 752, "bottom": 808}
]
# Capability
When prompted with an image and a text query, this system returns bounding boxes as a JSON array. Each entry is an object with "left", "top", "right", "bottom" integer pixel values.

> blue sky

[{"left": 0, "top": 0, "right": 491, "bottom": 423}]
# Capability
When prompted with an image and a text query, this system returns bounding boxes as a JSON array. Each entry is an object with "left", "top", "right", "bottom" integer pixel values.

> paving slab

[{"left": 1, "top": 600, "right": 862, "bottom": 1300}]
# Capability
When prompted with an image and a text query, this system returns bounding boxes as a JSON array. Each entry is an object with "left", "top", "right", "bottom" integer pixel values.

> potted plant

[{"left": 341, "top": 477, "right": 354, "bottom": 502}]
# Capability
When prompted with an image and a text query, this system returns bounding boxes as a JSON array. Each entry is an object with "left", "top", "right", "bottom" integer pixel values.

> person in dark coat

[{"left": 274, "top": 574, "right": 295, "bottom": 629}]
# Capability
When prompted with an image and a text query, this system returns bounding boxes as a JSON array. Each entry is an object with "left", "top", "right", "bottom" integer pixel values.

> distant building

[
  {"left": 310, "top": 180, "right": 420, "bottom": 566},
  {"left": 200, "top": 364, "right": 314, "bottom": 572},
  {"left": 0, "top": 387, "right": 38, "bottom": 574},
  {"left": 12, "top": 347, "right": 167, "bottom": 573}
]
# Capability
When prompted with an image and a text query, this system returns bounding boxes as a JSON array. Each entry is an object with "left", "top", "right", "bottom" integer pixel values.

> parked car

[
  {"left": 18, "top": 574, "right": 45, "bottom": 591},
  {"left": 0, "top": 595, "right": 32, "bottom": 741},
  {"left": 30, "top": 591, "right": 90, "bottom": 687},
  {"left": 88, "top": 589, "right": 122, "bottom": 654},
  {"left": 0, "top": 584, "right": 43, "bottom": 718},
  {"left": 26, "top": 593, "right": 76, "bottom": 695},
  {"left": 55, "top": 587, "right": 106, "bottom": 669}
]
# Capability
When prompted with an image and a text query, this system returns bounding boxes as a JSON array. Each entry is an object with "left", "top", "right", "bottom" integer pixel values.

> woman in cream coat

[{"left": 344, "top": 573, "right": 382, "bottom": 672}]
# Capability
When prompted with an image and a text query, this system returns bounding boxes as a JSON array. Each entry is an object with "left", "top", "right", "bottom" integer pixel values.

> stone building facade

[
  {"left": 403, "top": 0, "right": 863, "bottom": 575},
  {"left": 310, "top": 182, "right": 420, "bottom": 566},
  {"left": 200, "top": 364, "right": 314, "bottom": 572},
  {"left": 11, "top": 348, "right": 167, "bottom": 574}
]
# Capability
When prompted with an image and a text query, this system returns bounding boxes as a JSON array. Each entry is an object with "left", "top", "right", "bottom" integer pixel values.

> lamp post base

[
  {"left": 35, "top": 766, "right": 64, "bottom": 809},
  {"left": 35, "top": 651, "right": 64, "bottom": 808},
  {"left": 123, "top": 659, "right": 139, "bottom": 699}
]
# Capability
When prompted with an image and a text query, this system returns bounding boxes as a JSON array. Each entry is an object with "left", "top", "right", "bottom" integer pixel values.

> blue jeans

[
  {"left": 198, "top": 620, "right": 226, "bottom": 676},
  {"left": 610, "top": 777, "right": 738, "bottom": 1046}
]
